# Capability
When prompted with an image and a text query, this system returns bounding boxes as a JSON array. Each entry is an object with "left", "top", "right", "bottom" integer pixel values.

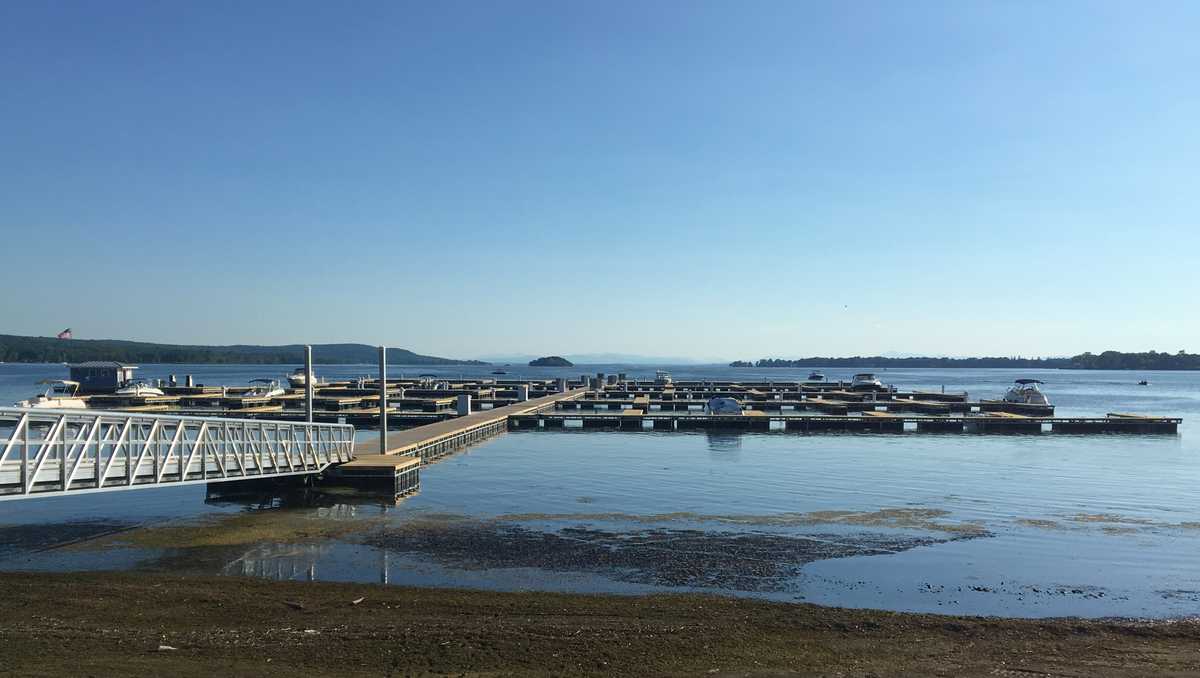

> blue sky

[{"left": 1, "top": 1, "right": 1197, "bottom": 360}]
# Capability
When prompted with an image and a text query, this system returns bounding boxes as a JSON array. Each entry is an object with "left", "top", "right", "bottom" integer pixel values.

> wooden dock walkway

[{"left": 350, "top": 388, "right": 588, "bottom": 457}]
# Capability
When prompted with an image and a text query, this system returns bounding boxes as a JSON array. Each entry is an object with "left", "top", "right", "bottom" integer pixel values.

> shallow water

[{"left": 2, "top": 363, "right": 1199, "bottom": 618}]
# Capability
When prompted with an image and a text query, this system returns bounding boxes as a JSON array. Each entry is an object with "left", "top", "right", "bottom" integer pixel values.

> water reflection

[
  {"left": 203, "top": 482, "right": 412, "bottom": 510},
  {"left": 224, "top": 542, "right": 328, "bottom": 581},
  {"left": 705, "top": 431, "right": 743, "bottom": 457}
]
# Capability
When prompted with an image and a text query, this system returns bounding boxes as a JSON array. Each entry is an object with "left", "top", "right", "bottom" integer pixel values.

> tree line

[
  {"left": 0, "top": 334, "right": 485, "bottom": 365},
  {"left": 731, "top": 350, "right": 1199, "bottom": 370}
]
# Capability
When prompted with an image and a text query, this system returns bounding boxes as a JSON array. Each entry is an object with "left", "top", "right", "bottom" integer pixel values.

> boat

[
  {"left": 491, "top": 370, "right": 508, "bottom": 375},
  {"left": 287, "top": 367, "right": 324, "bottom": 389},
  {"left": 114, "top": 380, "right": 165, "bottom": 397},
  {"left": 14, "top": 380, "right": 88, "bottom": 409},
  {"left": 808, "top": 371, "right": 825, "bottom": 381},
  {"left": 850, "top": 373, "right": 883, "bottom": 390},
  {"left": 243, "top": 379, "right": 285, "bottom": 399},
  {"left": 654, "top": 370, "right": 673, "bottom": 385},
  {"left": 1138, "top": 380, "right": 1149, "bottom": 386},
  {"left": 705, "top": 396, "right": 743, "bottom": 415},
  {"left": 1002, "top": 379, "right": 1051, "bottom": 406}
]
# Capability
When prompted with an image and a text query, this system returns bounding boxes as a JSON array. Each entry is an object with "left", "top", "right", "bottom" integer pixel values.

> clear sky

[{"left": 2, "top": 1, "right": 1197, "bottom": 361}]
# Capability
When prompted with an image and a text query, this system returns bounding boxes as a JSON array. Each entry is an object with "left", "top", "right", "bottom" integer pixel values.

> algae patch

[
  {"left": 494, "top": 507, "right": 988, "bottom": 536},
  {"left": 71, "top": 509, "right": 385, "bottom": 551},
  {"left": 1016, "top": 518, "right": 1061, "bottom": 530}
]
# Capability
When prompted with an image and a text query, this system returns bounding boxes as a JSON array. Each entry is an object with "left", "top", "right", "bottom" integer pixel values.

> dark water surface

[{"left": 2, "top": 363, "right": 1198, "bottom": 618}]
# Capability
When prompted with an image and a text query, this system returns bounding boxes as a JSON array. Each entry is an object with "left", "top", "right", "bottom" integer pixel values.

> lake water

[{"left": 2, "top": 362, "right": 1199, "bottom": 619}]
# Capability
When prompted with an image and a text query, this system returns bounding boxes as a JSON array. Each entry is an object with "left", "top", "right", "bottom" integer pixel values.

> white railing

[{"left": 0, "top": 408, "right": 355, "bottom": 500}]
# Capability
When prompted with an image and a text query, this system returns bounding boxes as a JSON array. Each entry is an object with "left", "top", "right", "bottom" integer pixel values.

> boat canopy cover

[
  {"left": 249, "top": 378, "right": 276, "bottom": 383},
  {"left": 706, "top": 397, "right": 742, "bottom": 415},
  {"left": 36, "top": 379, "right": 80, "bottom": 386},
  {"left": 1014, "top": 379, "right": 1044, "bottom": 385}
]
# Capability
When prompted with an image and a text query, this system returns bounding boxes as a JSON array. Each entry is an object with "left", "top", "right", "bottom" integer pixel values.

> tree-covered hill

[{"left": 0, "top": 334, "right": 486, "bottom": 365}]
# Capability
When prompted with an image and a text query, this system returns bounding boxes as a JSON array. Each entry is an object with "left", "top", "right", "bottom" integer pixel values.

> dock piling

[
  {"left": 305, "top": 344, "right": 314, "bottom": 423},
  {"left": 379, "top": 345, "right": 388, "bottom": 452}
]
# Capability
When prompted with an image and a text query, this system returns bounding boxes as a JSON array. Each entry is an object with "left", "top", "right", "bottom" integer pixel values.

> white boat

[
  {"left": 850, "top": 373, "right": 883, "bottom": 390},
  {"left": 1002, "top": 379, "right": 1051, "bottom": 406},
  {"left": 287, "top": 367, "right": 324, "bottom": 389},
  {"left": 808, "top": 371, "right": 825, "bottom": 381},
  {"left": 114, "top": 380, "right": 165, "bottom": 397},
  {"left": 654, "top": 370, "right": 673, "bottom": 385},
  {"left": 244, "top": 379, "right": 285, "bottom": 399},
  {"left": 706, "top": 396, "right": 742, "bottom": 415},
  {"left": 14, "top": 380, "right": 88, "bottom": 409}
]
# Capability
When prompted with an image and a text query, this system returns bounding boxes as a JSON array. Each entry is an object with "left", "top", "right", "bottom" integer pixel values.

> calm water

[{"left": 2, "top": 362, "right": 1199, "bottom": 618}]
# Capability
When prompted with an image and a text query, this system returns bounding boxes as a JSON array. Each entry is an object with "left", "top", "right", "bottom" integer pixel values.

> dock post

[
  {"left": 457, "top": 394, "right": 471, "bottom": 415},
  {"left": 379, "top": 346, "right": 388, "bottom": 452},
  {"left": 517, "top": 385, "right": 529, "bottom": 402},
  {"left": 185, "top": 375, "right": 194, "bottom": 387},
  {"left": 305, "top": 345, "right": 314, "bottom": 423}
]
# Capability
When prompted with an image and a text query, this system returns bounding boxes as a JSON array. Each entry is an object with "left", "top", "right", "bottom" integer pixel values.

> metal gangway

[{"left": 0, "top": 407, "right": 355, "bottom": 501}]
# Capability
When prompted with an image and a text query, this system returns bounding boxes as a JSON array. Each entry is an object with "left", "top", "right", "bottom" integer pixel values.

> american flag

[{"left": 56, "top": 328, "right": 72, "bottom": 339}]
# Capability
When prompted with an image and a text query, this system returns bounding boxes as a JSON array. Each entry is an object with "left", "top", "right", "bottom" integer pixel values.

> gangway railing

[{"left": 0, "top": 407, "right": 355, "bottom": 500}]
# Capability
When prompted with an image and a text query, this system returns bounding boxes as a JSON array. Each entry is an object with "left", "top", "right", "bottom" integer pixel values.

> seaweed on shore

[{"left": 363, "top": 520, "right": 980, "bottom": 592}]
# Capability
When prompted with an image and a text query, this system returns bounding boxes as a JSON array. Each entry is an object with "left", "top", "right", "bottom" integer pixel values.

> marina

[
  {"left": 1, "top": 363, "right": 1183, "bottom": 499},
  {"left": 1, "top": 362, "right": 1199, "bottom": 622},
  {"left": 3, "top": 363, "right": 1181, "bottom": 499}
]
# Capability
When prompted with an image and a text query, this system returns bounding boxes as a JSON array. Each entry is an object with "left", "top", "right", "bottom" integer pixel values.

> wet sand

[{"left": 0, "top": 571, "right": 1198, "bottom": 677}]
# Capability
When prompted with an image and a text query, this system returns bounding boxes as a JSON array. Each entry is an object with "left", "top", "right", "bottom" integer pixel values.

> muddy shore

[{"left": 0, "top": 572, "right": 1197, "bottom": 677}]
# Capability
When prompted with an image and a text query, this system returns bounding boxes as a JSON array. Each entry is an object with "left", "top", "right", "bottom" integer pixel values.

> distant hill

[
  {"left": 732, "top": 351, "right": 1200, "bottom": 370},
  {"left": 478, "top": 352, "right": 723, "bottom": 365},
  {"left": 0, "top": 334, "right": 486, "bottom": 365},
  {"left": 734, "top": 356, "right": 1069, "bottom": 368},
  {"left": 529, "top": 356, "right": 573, "bottom": 367}
]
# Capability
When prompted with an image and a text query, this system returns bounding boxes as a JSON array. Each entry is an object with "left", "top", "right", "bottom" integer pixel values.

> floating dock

[
  {"left": 328, "top": 389, "right": 586, "bottom": 494},
  {"left": 509, "top": 412, "right": 1181, "bottom": 434},
  {"left": 322, "top": 377, "right": 1179, "bottom": 494}
]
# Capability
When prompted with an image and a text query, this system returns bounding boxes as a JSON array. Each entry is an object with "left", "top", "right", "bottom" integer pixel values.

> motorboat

[
  {"left": 491, "top": 370, "right": 508, "bottom": 375},
  {"left": 14, "top": 380, "right": 88, "bottom": 409},
  {"left": 114, "top": 380, "right": 165, "bottom": 397},
  {"left": 243, "top": 379, "right": 285, "bottom": 399},
  {"left": 1002, "top": 379, "right": 1051, "bottom": 406},
  {"left": 287, "top": 367, "right": 324, "bottom": 389},
  {"left": 808, "top": 371, "right": 825, "bottom": 381},
  {"left": 654, "top": 370, "right": 673, "bottom": 385},
  {"left": 1138, "top": 380, "right": 1149, "bottom": 386},
  {"left": 850, "top": 373, "right": 883, "bottom": 390}
]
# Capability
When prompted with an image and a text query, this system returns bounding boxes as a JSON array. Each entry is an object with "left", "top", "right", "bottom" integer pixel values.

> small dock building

[{"left": 68, "top": 361, "right": 138, "bottom": 393}]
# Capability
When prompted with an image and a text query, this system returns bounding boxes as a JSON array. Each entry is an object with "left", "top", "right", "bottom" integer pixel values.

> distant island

[
  {"left": 731, "top": 351, "right": 1200, "bottom": 371},
  {"left": 0, "top": 334, "right": 486, "bottom": 365},
  {"left": 529, "top": 356, "right": 573, "bottom": 367}
]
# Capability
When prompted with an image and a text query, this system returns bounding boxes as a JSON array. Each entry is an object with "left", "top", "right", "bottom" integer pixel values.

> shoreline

[{"left": 1, "top": 571, "right": 1197, "bottom": 676}]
